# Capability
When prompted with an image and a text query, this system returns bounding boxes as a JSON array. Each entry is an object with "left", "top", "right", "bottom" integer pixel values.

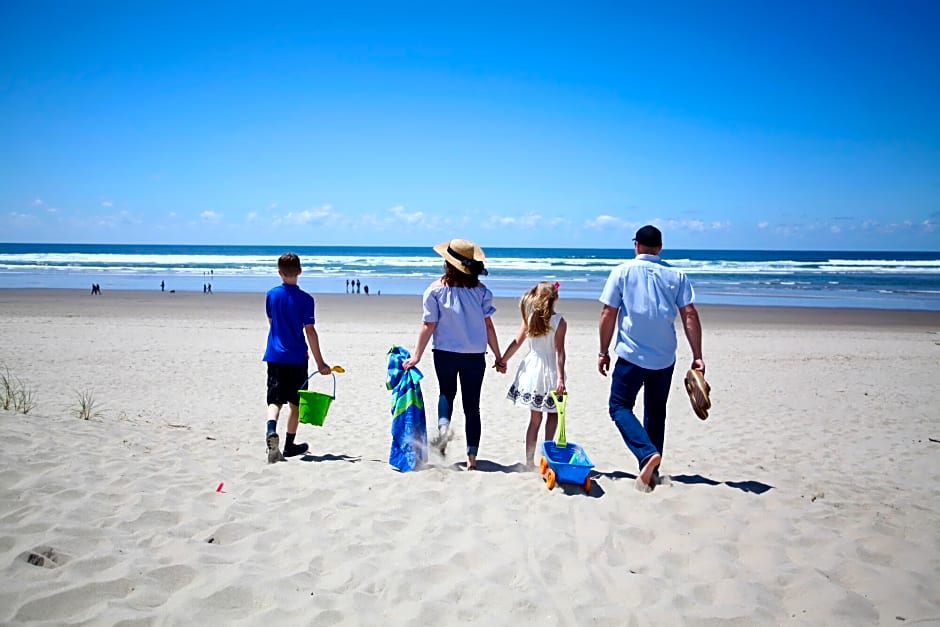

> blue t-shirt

[
  {"left": 263, "top": 283, "right": 315, "bottom": 364},
  {"left": 422, "top": 281, "right": 496, "bottom": 354},
  {"left": 599, "top": 254, "right": 694, "bottom": 370}
]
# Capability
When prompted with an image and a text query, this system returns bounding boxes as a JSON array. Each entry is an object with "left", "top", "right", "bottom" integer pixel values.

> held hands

[{"left": 492, "top": 357, "right": 507, "bottom": 374}]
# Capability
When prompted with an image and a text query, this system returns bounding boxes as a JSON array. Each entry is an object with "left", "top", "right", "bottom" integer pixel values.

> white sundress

[{"left": 507, "top": 313, "right": 563, "bottom": 412}]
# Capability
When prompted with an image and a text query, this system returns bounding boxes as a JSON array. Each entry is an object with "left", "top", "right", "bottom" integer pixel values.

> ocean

[{"left": 1, "top": 243, "right": 939, "bottom": 311}]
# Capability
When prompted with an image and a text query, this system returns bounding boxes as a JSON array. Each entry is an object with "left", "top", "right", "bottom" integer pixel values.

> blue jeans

[
  {"left": 433, "top": 350, "right": 486, "bottom": 456},
  {"left": 608, "top": 357, "right": 675, "bottom": 469}
]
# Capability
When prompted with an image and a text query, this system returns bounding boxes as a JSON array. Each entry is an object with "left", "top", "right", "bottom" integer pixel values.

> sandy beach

[{"left": 1, "top": 288, "right": 939, "bottom": 625}]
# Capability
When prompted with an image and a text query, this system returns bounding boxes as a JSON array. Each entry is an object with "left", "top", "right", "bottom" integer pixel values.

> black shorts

[{"left": 266, "top": 362, "right": 309, "bottom": 406}]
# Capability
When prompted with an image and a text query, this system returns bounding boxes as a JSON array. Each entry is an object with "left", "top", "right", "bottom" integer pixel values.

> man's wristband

[{"left": 598, "top": 352, "right": 609, "bottom": 358}]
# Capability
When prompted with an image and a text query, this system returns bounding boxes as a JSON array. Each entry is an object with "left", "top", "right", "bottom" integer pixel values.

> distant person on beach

[
  {"left": 263, "top": 252, "right": 332, "bottom": 463},
  {"left": 356, "top": 279, "right": 361, "bottom": 294},
  {"left": 207, "top": 283, "right": 212, "bottom": 294},
  {"left": 597, "top": 225, "right": 705, "bottom": 492},
  {"left": 403, "top": 238, "right": 504, "bottom": 471},
  {"left": 499, "top": 281, "right": 567, "bottom": 468},
  {"left": 161, "top": 280, "right": 165, "bottom": 292},
  {"left": 363, "top": 285, "right": 369, "bottom": 296},
  {"left": 346, "top": 279, "right": 349, "bottom": 293}
]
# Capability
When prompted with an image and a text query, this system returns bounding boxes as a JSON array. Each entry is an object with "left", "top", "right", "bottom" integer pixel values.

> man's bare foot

[
  {"left": 466, "top": 455, "right": 477, "bottom": 471},
  {"left": 635, "top": 453, "right": 661, "bottom": 493}
]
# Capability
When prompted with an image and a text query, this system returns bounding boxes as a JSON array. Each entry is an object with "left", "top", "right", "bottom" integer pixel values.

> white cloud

[
  {"left": 388, "top": 205, "right": 424, "bottom": 224},
  {"left": 757, "top": 221, "right": 769, "bottom": 229},
  {"left": 658, "top": 218, "right": 731, "bottom": 233},
  {"left": 247, "top": 211, "right": 259, "bottom": 222},
  {"left": 279, "top": 205, "right": 333, "bottom": 226},
  {"left": 266, "top": 202, "right": 278, "bottom": 211},
  {"left": 96, "top": 210, "right": 140, "bottom": 229},
  {"left": 201, "top": 211, "right": 223, "bottom": 223},
  {"left": 487, "top": 212, "right": 542, "bottom": 229},
  {"left": 46, "top": 207, "right": 59, "bottom": 214},
  {"left": 101, "top": 200, "right": 113, "bottom": 208},
  {"left": 585, "top": 215, "right": 629, "bottom": 229},
  {"left": 9, "top": 211, "right": 39, "bottom": 224}
]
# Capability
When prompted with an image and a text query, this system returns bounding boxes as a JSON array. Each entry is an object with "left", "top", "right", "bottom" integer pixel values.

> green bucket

[{"left": 298, "top": 373, "right": 336, "bottom": 426}]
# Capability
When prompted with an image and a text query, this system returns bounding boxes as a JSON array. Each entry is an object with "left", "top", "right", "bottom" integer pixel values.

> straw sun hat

[{"left": 433, "top": 238, "right": 488, "bottom": 276}]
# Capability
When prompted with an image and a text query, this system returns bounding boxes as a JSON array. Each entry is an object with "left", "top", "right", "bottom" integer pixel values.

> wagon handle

[{"left": 549, "top": 390, "right": 567, "bottom": 447}]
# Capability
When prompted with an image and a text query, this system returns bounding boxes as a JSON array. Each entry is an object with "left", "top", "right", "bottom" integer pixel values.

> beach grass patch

[
  {"left": 73, "top": 389, "right": 103, "bottom": 420},
  {"left": 1, "top": 366, "right": 36, "bottom": 414}
]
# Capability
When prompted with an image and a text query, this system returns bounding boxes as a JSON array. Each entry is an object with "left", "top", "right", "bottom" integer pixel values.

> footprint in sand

[{"left": 20, "top": 546, "right": 70, "bottom": 569}]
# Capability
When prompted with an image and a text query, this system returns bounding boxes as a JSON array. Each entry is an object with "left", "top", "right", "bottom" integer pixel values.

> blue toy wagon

[{"left": 539, "top": 392, "right": 595, "bottom": 493}]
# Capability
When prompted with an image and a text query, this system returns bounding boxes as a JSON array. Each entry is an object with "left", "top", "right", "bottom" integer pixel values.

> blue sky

[{"left": 2, "top": 1, "right": 938, "bottom": 250}]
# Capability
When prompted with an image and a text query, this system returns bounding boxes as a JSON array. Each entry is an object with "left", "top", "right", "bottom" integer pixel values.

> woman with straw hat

[{"left": 403, "top": 238, "right": 505, "bottom": 471}]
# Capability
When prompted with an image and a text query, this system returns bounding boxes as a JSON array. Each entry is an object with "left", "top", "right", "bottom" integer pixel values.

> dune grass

[
  {"left": 1, "top": 366, "right": 36, "bottom": 414},
  {"left": 73, "top": 390, "right": 103, "bottom": 420}
]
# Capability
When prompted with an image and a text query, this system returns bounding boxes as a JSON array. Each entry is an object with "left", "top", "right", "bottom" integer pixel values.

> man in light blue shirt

[{"left": 598, "top": 225, "right": 705, "bottom": 492}]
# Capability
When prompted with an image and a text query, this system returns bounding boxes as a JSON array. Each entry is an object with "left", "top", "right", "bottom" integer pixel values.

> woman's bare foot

[{"left": 635, "top": 453, "right": 661, "bottom": 493}]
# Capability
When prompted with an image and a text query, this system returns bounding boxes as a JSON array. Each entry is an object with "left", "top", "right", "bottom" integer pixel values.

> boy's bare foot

[
  {"left": 635, "top": 453, "right": 661, "bottom": 493},
  {"left": 266, "top": 433, "right": 285, "bottom": 464}
]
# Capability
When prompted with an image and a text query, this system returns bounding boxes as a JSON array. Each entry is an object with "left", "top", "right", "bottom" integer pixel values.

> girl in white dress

[{"left": 500, "top": 281, "right": 567, "bottom": 467}]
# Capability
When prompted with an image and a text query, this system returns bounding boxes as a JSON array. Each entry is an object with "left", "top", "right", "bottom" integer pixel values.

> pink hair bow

[{"left": 553, "top": 282, "right": 560, "bottom": 289}]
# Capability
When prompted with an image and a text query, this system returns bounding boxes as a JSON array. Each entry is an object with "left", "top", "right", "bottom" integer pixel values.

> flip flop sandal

[{"left": 684, "top": 369, "right": 712, "bottom": 421}]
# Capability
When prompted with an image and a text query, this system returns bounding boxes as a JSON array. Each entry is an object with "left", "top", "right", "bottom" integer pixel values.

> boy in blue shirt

[{"left": 263, "top": 252, "right": 332, "bottom": 463}]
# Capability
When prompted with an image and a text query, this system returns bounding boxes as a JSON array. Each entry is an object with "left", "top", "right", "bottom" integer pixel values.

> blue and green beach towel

[{"left": 386, "top": 346, "right": 428, "bottom": 472}]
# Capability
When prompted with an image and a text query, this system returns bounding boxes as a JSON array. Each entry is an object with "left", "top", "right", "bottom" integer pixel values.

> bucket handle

[{"left": 301, "top": 371, "right": 336, "bottom": 399}]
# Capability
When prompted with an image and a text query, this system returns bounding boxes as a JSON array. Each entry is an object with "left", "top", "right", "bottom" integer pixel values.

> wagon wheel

[
  {"left": 583, "top": 476, "right": 592, "bottom": 493},
  {"left": 539, "top": 456, "right": 548, "bottom": 475},
  {"left": 545, "top": 469, "right": 557, "bottom": 490}
]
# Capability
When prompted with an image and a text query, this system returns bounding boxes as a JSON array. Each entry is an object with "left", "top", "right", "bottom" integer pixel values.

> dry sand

[{"left": 1, "top": 289, "right": 939, "bottom": 625}]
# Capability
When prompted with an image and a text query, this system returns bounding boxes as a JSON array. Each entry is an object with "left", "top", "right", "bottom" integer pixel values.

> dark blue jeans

[
  {"left": 433, "top": 350, "right": 486, "bottom": 456},
  {"left": 609, "top": 357, "right": 675, "bottom": 469}
]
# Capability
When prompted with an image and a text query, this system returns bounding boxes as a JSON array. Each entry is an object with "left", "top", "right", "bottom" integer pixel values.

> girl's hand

[
  {"left": 493, "top": 358, "right": 507, "bottom": 374},
  {"left": 555, "top": 381, "right": 566, "bottom": 396}
]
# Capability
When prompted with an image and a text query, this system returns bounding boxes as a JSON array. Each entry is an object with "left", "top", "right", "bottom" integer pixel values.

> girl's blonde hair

[{"left": 519, "top": 281, "right": 558, "bottom": 337}]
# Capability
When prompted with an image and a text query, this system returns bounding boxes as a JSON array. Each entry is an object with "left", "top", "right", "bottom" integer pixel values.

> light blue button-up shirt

[
  {"left": 422, "top": 282, "right": 496, "bottom": 354},
  {"left": 599, "top": 254, "right": 694, "bottom": 370}
]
